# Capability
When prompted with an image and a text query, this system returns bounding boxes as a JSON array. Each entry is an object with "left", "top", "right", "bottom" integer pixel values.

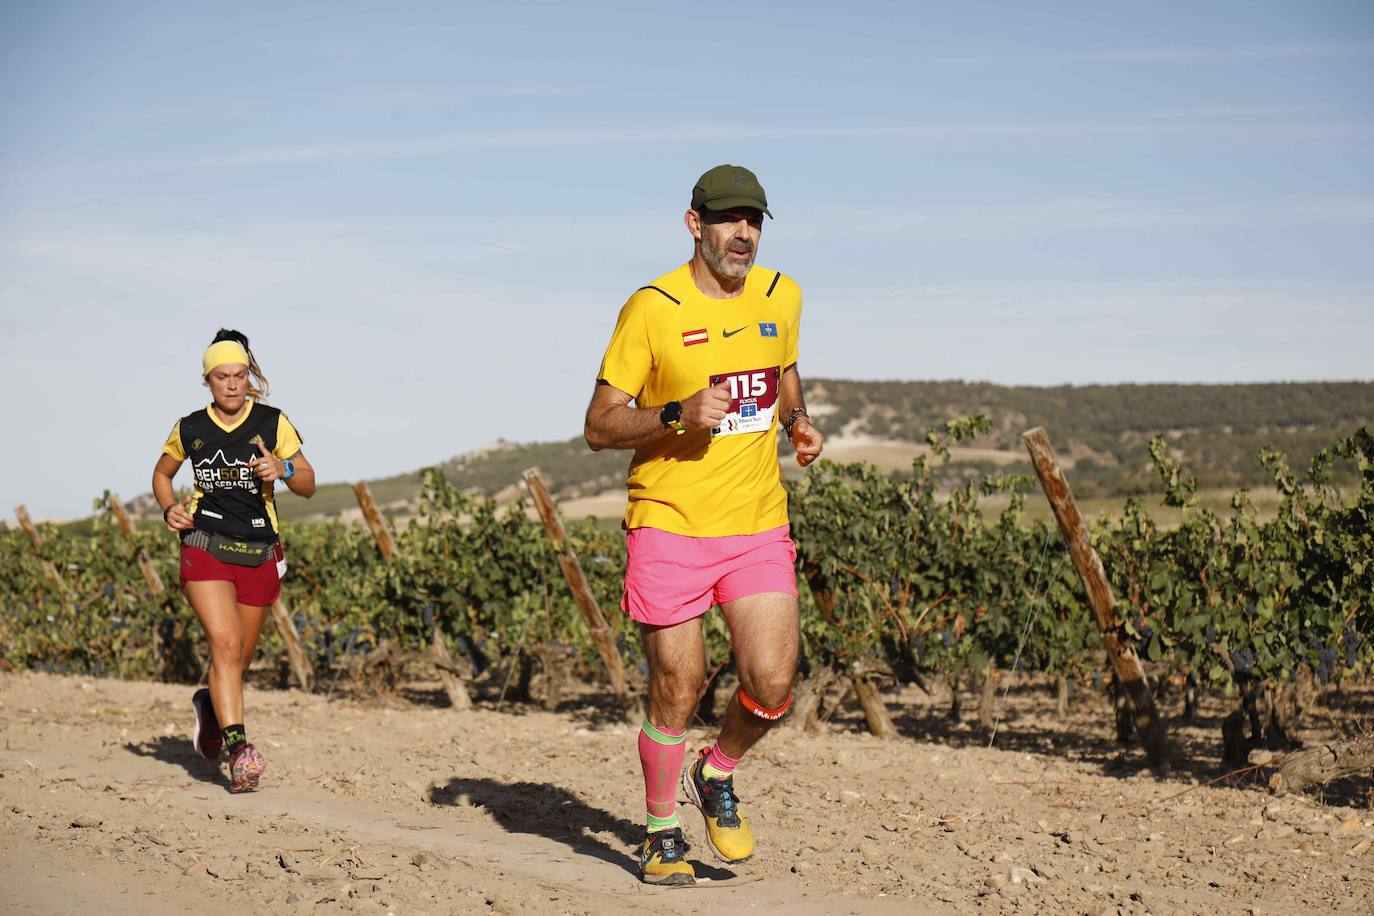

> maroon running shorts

[{"left": 179, "top": 542, "right": 284, "bottom": 606}]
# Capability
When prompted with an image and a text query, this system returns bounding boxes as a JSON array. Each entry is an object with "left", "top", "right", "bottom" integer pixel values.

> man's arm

[
  {"left": 779, "top": 364, "right": 824, "bottom": 467},
  {"left": 584, "top": 382, "right": 671, "bottom": 451},
  {"left": 584, "top": 380, "right": 733, "bottom": 451}
]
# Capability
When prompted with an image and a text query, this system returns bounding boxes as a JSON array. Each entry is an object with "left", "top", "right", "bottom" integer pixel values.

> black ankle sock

[{"left": 222, "top": 724, "right": 246, "bottom": 753}]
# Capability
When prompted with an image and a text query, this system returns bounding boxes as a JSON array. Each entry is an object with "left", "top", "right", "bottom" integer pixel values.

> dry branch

[{"left": 1269, "top": 734, "right": 1374, "bottom": 796}]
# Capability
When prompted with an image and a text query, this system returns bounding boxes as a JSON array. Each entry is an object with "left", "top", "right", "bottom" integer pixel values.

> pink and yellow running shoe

[{"left": 228, "top": 743, "right": 267, "bottom": 793}]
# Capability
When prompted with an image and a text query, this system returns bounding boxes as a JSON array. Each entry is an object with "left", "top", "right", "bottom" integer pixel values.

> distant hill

[{"left": 272, "top": 379, "right": 1372, "bottom": 523}]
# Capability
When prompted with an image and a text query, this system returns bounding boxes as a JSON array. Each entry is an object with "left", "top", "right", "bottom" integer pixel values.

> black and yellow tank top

[{"left": 161, "top": 401, "right": 304, "bottom": 541}]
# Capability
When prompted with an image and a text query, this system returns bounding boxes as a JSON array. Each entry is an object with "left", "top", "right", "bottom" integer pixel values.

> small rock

[
  {"left": 277, "top": 851, "right": 298, "bottom": 872},
  {"left": 1270, "top": 825, "right": 1296, "bottom": 839},
  {"left": 1349, "top": 839, "right": 1372, "bottom": 856},
  {"left": 1062, "top": 830, "right": 1085, "bottom": 845},
  {"left": 70, "top": 816, "right": 102, "bottom": 829},
  {"left": 285, "top": 893, "right": 303, "bottom": 905},
  {"left": 984, "top": 874, "right": 1009, "bottom": 891},
  {"left": 205, "top": 858, "right": 242, "bottom": 880},
  {"left": 1333, "top": 819, "right": 1361, "bottom": 835},
  {"left": 1009, "top": 866, "right": 1044, "bottom": 885},
  {"left": 410, "top": 852, "right": 430, "bottom": 868},
  {"left": 991, "top": 850, "right": 1012, "bottom": 863},
  {"left": 857, "top": 841, "right": 882, "bottom": 863}
]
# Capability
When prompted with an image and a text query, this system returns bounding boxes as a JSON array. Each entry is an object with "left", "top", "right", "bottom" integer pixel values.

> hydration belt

[{"left": 183, "top": 529, "right": 277, "bottom": 568}]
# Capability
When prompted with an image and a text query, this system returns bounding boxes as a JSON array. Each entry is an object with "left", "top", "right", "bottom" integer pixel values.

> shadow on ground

[
  {"left": 428, "top": 777, "right": 737, "bottom": 881},
  {"left": 125, "top": 735, "right": 225, "bottom": 790},
  {"left": 869, "top": 683, "right": 1245, "bottom": 785}
]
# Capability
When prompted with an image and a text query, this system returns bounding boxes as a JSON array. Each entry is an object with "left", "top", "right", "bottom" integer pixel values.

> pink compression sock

[
  {"left": 701, "top": 741, "right": 739, "bottom": 780},
  {"left": 638, "top": 720, "right": 688, "bottom": 832}
]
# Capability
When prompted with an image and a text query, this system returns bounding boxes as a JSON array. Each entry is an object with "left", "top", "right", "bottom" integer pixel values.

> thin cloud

[
  {"left": 935, "top": 42, "right": 1374, "bottom": 67},
  {"left": 1065, "top": 42, "right": 1374, "bottom": 64},
  {"left": 175, "top": 119, "right": 1374, "bottom": 169},
  {"left": 340, "top": 85, "right": 581, "bottom": 105},
  {"left": 803, "top": 196, "right": 1374, "bottom": 240}
]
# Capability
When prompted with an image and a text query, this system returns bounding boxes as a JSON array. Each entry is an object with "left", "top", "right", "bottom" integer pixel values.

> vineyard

[{"left": 3, "top": 421, "right": 1372, "bottom": 783}]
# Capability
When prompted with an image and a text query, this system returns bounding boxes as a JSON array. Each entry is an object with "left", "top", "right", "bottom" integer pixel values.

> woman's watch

[
  {"left": 660, "top": 401, "right": 686, "bottom": 435},
  {"left": 281, "top": 458, "right": 296, "bottom": 480}
]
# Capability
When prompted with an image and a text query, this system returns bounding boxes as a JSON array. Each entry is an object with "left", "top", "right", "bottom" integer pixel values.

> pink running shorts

[{"left": 621, "top": 524, "right": 798, "bottom": 627}]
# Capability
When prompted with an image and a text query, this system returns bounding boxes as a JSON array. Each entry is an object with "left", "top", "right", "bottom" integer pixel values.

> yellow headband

[{"left": 203, "top": 340, "right": 250, "bottom": 376}]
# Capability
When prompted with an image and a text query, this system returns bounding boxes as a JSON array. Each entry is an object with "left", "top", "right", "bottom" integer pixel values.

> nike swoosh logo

[{"left": 722, "top": 326, "right": 747, "bottom": 338}]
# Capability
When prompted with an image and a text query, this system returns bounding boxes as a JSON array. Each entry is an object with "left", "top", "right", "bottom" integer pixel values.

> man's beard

[{"left": 701, "top": 232, "right": 755, "bottom": 280}]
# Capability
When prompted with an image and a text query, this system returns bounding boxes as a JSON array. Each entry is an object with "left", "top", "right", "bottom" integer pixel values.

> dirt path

[{"left": 2, "top": 671, "right": 1371, "bottom": 914}]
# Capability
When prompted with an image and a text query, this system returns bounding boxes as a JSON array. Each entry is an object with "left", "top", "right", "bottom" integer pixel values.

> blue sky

[{"left": 2, "top": 1, "right": 1372, "bottom": 519}]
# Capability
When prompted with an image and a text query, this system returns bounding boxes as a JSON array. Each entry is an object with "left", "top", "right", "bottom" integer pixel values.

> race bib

[{"left": 710, "top": 366, "right": 780, "bottom": 437}]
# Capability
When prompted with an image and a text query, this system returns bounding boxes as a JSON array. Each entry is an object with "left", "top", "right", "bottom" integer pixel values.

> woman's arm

[
  {"left": 282, "top": 451, "right": 316, "bottom": 498},
  {"left": 153, "top": 453, "right": 195, "bottom": 531}
]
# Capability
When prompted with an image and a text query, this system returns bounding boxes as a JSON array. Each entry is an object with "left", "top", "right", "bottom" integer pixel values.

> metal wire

[{"left": 988, "top": 526, "right": 1056, "bottom": 749}]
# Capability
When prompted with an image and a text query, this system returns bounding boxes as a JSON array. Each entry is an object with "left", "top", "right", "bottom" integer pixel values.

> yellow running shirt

[{"left": 597, "top": 262, "right": 802, "bottom": 537}]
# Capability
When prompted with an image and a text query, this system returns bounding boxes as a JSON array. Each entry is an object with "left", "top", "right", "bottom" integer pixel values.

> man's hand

[
  {"left": 681, "top": 380, "right": 732, "bottom": 430},
  {"left": 163, "top": 495, "right": 195, "bottom": 532},
  {"left": 791, "top": 417, "right": 824, "bottom": 468}
]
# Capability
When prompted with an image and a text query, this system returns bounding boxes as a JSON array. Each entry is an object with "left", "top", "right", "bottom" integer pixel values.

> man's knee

[{"left": 741, "top": 672, "right": 793, "bottom": 711}]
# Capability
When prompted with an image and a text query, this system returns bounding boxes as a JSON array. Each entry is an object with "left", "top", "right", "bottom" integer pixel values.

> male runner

[{"left": 584, "top": 164, "right": 823, "bottom": 885}]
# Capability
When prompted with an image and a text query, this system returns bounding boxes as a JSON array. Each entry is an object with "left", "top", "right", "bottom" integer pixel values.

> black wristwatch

[{"left": 660, "top": 401, "right": 686, "bottom": 435}]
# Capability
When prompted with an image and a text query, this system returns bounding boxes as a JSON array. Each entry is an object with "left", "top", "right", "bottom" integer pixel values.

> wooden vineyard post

[
  {"left": 352, "top": 481, "right": 396, "bottom": 563},
  {"left": 351, "top": 480, "right": 469, "bottom": 709},
  {"left": 270, "top": 598, "right": 314, "bottom": 692},
  {"left": 431, "top": 628, "right": 473, "bottom": 711},
  {"left": 107, "top": 492, "right": 165, "bottom": 596},
  {"left": 522, "top": 468, "right": 633, "bottom": 713},
  {"left": 15, "top": 505, "right": 71, "bottom": 594},
  {"left": 852, "top": 672, "right": 899, "bottom": 739},
  {"left": 1021, "top": 427, "right": 1181, "bottom": 772},
  {"left": 107, "top": 491, "right": 178, "bottom": 676}
]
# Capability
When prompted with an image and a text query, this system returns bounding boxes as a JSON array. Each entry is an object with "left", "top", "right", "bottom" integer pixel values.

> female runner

[{"left": 151, "top": 329, "right": 315, "bottom": 792}]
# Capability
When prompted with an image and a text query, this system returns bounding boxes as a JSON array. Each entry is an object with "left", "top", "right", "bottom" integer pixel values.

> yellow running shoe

[
  {"left": 681, "top": 749, "right": 754, "bottom": 864},
  {"left": 638, "top": 827, "right": 696, "bottom": 885}
]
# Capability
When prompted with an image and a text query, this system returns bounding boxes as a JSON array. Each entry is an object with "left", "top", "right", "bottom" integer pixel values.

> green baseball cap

[{"left": 691, "top": 164, "right": 773, "bottom": 218}]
